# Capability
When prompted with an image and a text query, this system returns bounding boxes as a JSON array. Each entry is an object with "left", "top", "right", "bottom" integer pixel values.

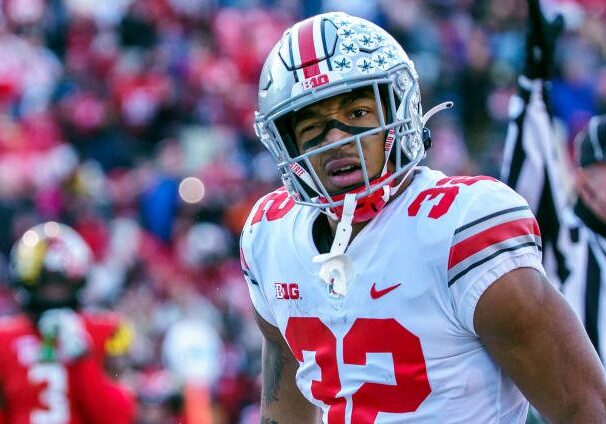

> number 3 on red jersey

[{"left": 285, "top": 317, "right": 431, "bottom": 423}]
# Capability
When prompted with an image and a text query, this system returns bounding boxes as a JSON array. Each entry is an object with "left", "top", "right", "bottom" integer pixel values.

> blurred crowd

[{"left": 0, "top": 0, "right": 603, "bottom": 422}]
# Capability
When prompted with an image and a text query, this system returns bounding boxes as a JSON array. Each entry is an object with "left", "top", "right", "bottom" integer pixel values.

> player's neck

[
  {"left": 326, "top": 173, "right": 414, "bottom": 240},
  {"left": 326, "top": 215, "right": 367, "bottom": 241}
]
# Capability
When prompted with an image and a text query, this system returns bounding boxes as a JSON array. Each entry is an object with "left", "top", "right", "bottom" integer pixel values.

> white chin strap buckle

[
  {"left": 313, "top": 193, "right": 357, "bottom": 298},
  {"left": 313, "top": 253, "right": 355, "bottom": 298}
]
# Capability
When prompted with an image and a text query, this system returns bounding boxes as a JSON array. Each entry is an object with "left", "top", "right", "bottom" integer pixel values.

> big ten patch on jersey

[{"left": 274, "top": 282, "right": 300, "bottom": 300}]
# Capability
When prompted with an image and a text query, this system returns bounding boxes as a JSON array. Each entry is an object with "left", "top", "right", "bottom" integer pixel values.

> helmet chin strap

[{"left": 313, "top": 193, "right": 357, "bottom": 298}]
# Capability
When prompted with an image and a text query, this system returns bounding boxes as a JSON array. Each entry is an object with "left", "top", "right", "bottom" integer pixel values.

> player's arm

[
  {"left": 475, "top": 267, "right": 606, "bottom": 423},
  {"left": 254, "top": 310, "right": 321, "bottom": 424}
]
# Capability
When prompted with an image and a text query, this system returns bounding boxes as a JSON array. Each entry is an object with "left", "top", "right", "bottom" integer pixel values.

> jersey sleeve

[
  {"left": 240, "top": 198, "right": 278, "bottom": 327},
  {"left": 448, "top": 180, "right": 546, "bottom": 335}
]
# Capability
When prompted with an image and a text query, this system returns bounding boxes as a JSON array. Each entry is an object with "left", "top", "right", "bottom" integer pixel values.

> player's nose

[{"left": 323, "top": 126, "right": 353, "bottom": 147}]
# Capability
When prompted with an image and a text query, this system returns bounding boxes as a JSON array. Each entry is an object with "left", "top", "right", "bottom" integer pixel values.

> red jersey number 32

[{"left": 285, "top": 317, "right": 431, "bottom": 423}]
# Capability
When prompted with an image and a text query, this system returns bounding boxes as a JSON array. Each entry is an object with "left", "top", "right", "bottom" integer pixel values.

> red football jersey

[{"left": 0, "top": 312, "right": 135, "bottom": 424}]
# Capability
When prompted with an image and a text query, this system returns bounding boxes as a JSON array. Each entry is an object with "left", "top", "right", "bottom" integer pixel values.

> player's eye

[
  {"left": 349, "top": 108, "right": 369, "bottom": 119},
  {"left": 301, "top": 122, "right": 322, "bottom": 133},
  {"left": 298, "top": 122, "right": 325, "bottom": 141}
]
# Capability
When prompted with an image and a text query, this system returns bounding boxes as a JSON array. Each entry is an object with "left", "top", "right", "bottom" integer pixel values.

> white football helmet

[{"left": 254, "top": 12, "right": 434, "bottom": 223}]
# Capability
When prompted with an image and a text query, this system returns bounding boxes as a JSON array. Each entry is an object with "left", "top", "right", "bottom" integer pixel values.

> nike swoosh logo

[{"left": 370, "top": 283, "right": 401, "bottom": 299}]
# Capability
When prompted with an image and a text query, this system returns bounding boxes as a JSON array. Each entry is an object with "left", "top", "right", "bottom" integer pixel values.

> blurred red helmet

[{"left": 9, "top": 221, "right": 92, "bottom": 314}]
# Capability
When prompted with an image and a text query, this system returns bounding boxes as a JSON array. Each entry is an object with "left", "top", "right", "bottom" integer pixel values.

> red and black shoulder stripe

[{"left": 448, "top": 205, "right": 542, "bottom": 286}]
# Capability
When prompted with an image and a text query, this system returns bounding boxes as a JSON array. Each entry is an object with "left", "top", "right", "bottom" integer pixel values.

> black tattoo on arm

[
  {"left": 262, "top": 337, "right": 285, "bottom": 404},
  {"left": 261, "top": 417, "right": 279, "bottom": 424}
]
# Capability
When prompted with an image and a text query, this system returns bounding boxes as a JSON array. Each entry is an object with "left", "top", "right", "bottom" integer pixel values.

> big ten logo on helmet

[
  {"left": 274, "top": 282, "right": 300, "bottom": 300},
  {"left": 300, "top": 73, "right": 330, "bottom": 91}
]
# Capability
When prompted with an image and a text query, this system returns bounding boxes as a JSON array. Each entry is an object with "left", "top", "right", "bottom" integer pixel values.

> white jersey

[{"left": 241, "top": 167, "right": 544, "bottom": 424}]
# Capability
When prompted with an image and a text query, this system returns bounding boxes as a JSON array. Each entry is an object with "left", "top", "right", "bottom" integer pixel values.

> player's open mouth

[
  {"left": 330, "top": 164, "right": 361, "bottom": 176},
  {"left": 325, "top": 159, "right": 364, "bottom": 188}
]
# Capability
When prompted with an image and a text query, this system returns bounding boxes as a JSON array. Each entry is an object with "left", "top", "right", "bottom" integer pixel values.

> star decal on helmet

[
  {"left": 337, "top": 27, "right": 356, "bottom": 39},
  {"left": 372, "top": 53, "right": 390, "bottom": 70},
  {"left": 354, "top": 21, "right": 370, "bottom": 31},
  {"left": 333, "top": 56, "right": 353, "bottom": 72},
  {"left": 356, "top": 58, "right": 374, "bottom": 74},
  {"left": 340, "top": 42, "right": 359, "bottom": 56},
  {"left": 357, "top": 33, "right": 376, "bottom": 49},
  {"left": 384, "top": 48, "right": 397, "bottom": 61},
  {"left": 373, "top": 33, "right": 386, "bottom": 44},
  {"left": 333, "top": 18, "right": 348, "bottom": 27}
]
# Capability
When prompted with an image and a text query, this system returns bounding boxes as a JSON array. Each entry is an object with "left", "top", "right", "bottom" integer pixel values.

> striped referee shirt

[{"left": 501, "top": 76, "right": 606, "bottom": 360}]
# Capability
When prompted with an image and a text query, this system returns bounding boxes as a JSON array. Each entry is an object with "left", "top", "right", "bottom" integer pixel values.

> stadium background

[{"left": 0, "top": 0, "right": 603, "bottom": 422}]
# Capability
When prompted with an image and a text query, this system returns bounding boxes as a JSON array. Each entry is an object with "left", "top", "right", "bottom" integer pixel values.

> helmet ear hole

[{"left": 422, "top": 127, "right": 432, "bottom": 150}]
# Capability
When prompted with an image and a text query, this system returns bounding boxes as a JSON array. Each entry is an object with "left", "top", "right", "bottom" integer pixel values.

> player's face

[
  {"left": 37, "top": 278, "right": 75, "bottom": 303},
  {"left": 577, "top": 163, "right": 606, "bottom": 223},
  {"left": 292, "top": 89, "right": 387, "bottom": 194}
]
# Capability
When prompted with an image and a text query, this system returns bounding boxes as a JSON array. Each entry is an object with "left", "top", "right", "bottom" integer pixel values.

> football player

[
  {"left": 241, "top": 11, "right": 606, "bottom": 423},
  {"left": 0, "top": 221, "right": 135, "bottom": 424}
]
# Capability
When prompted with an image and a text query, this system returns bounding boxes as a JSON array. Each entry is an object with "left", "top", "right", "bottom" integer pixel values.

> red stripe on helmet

[{"left": 297, "top": 18, "right": 321, "bottom": 78}]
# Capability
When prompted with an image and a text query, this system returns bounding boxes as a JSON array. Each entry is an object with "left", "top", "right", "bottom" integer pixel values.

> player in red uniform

[{"left": 0, "top": 221, "right": 135, "bottom": 424}]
